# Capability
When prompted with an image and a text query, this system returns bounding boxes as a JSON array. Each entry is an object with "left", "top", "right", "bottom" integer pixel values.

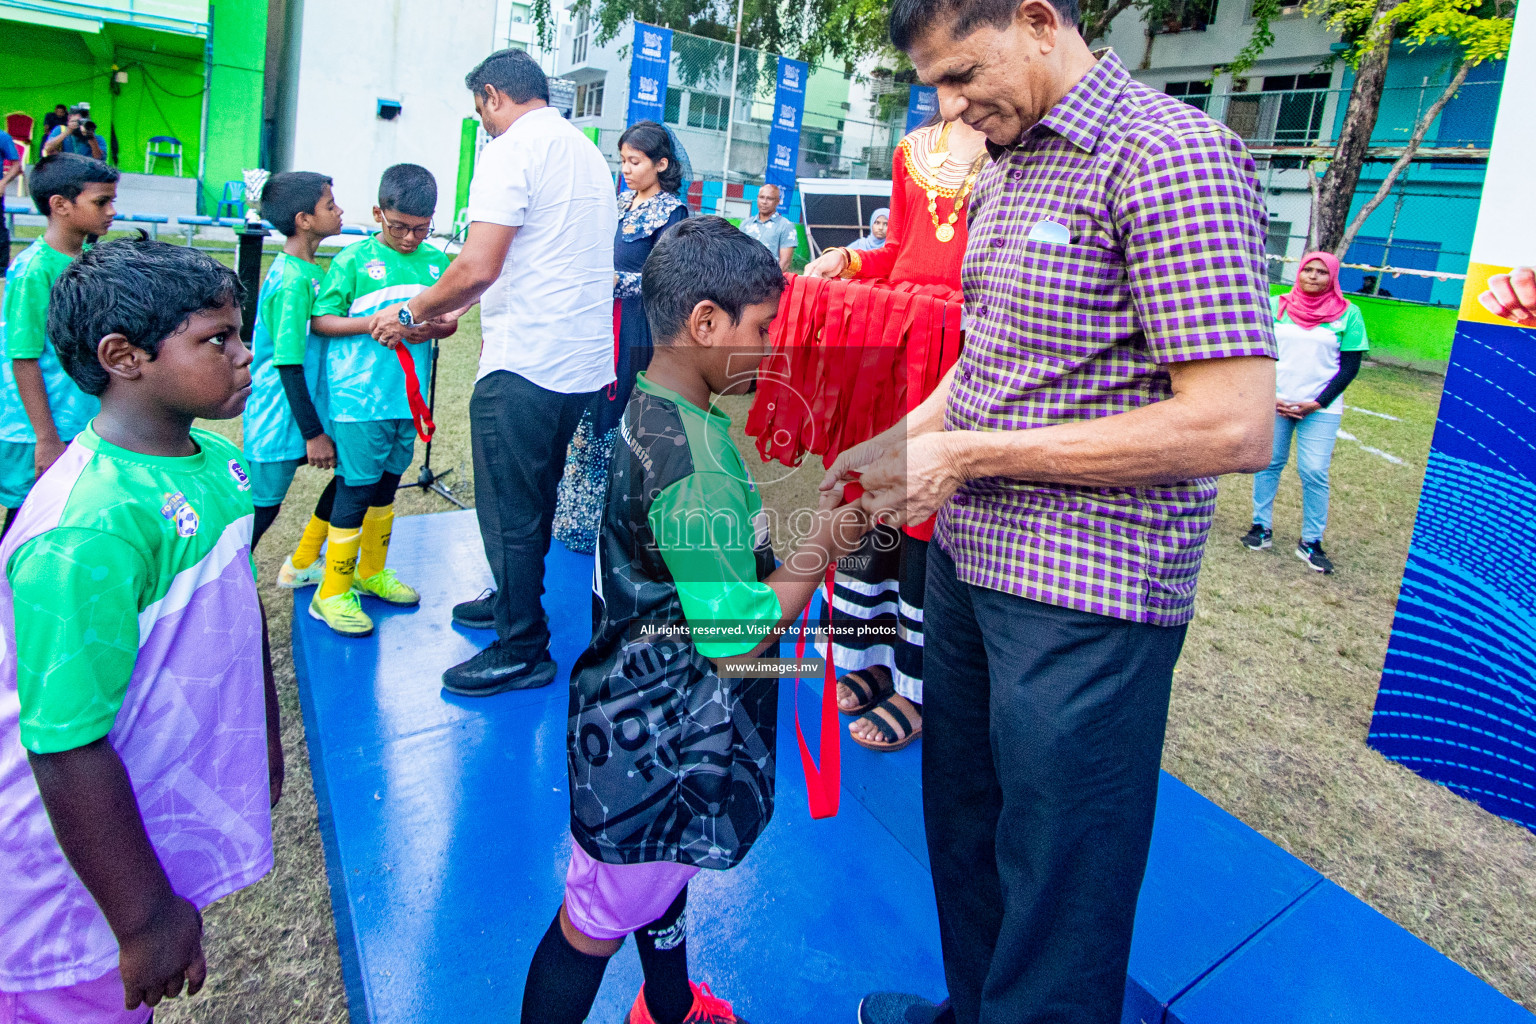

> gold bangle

[{"left": 839, "top": 247, "right": 862, "bottom": 279}]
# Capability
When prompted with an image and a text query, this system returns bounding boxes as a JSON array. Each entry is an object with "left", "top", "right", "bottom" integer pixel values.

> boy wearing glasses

[{"left": 308, "top": 163, "right": 456, "bottom": 637}]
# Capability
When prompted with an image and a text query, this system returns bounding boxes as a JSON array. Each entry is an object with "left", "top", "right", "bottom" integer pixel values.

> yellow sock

[
  {"left": 317, "top": 526, "right": 362, "bottom": 599},
  {"left": 292, "top": 514, "right": 330, "bottom": 569},
  {"left": 357, "top": 505, "right": 394, "bottom": 581}
]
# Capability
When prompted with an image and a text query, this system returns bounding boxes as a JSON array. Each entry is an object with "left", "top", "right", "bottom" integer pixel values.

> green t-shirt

[
  {"left": 0, "top": 239, "right": 101, "bottom": 444},
  {"left": 311, "top": 237, "right": 448, "bottom": 423},
  {"left": 243, "top": 253, "right": 327, "bottom": 463}
]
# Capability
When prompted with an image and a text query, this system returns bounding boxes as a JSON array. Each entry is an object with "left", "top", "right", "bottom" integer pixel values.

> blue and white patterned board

[{"left": 1370, "top": 318, "right": 1536, "bottom": 832}]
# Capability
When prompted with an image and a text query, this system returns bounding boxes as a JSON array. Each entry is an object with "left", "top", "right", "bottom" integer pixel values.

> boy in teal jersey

[
  {"left": 243, "top": 171, "right": 345, "bottom": 587},
  {"left": 0, "top": 153, "right": 118, "bottom": 537},
  {"left": 520, "top": 218, "right": 869, "bottom": 1024},
  {"left": 308, "top": 163, "right": 458, "bottom": 637},
  {"left": 0, "top": 239, "right": 280, "bottom": 1022}
]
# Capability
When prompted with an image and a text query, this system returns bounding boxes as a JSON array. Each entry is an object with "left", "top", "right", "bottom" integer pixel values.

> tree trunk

[
  {"left": 1334, "top": 61, "right": 1470, "bottom": 258},
  {"left": 1313, "top": 0, "right": 1403, "bottom": 255}
]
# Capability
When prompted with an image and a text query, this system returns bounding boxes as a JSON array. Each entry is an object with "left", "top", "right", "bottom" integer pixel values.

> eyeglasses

[{"left": 381, "top": 214, "right": 433, "bottom": 240}]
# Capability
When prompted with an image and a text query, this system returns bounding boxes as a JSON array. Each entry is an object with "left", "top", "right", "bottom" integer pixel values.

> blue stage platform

[{"left": 294, "top": 510, "right": 1534, "bottom": 1024}]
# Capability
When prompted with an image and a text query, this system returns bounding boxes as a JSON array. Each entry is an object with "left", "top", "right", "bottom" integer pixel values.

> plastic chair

[
  {"left": 144, "top": 136, "right": 183, "bottom": 175},
  {"left": 5, "top": 112, "right": 33, "bottom": 149},
  {"left": 216, "top": 180, "right": 245, "bottom": 219}
]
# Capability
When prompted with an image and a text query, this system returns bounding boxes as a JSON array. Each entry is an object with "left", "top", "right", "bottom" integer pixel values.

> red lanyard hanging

[
  {"left": 792, "top": 566, "right": 841, "bottom": 819},
  {"left": 395, "top": 345, "right": 436, "bottom": 443}
]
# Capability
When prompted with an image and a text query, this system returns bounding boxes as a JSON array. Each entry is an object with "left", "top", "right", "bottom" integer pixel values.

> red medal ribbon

[
  {"left": 793, "top": 566, "right": 841, "bottom": 819},
  {"left": 396, "top": 345, "right": 436, "bottom": 443}
]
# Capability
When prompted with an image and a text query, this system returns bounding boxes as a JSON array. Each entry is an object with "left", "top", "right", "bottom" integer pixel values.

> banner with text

[
  {"left": 906, "top": 85, "right": 938, "bottom": 134},
  {"left": 764, "top": 56, "right": 809, "bottom": 201},
  {"left": 1368, "top": 3, "right": 1535, "bottom": 834},
  {"left": 627, "top": 22, "right": 672, "bottom": 126}
]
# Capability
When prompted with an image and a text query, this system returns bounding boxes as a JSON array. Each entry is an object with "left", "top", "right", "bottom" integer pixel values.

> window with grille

[
  {"left": 687, "top": 93, "right": 729, "bottom": 132},
  {"left": 664, "top": 88, "right": 682, "bottom": 124}
]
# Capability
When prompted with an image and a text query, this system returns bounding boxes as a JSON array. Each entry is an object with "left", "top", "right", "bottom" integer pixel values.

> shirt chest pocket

[{"left": 1003, "top": 238, "right": 1130, "bottom": 334}]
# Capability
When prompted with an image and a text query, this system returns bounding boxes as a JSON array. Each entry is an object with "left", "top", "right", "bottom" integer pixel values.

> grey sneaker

[
  {"left": 1296, "top": 540, "right": 1335, "bottom": 574},
  {"left": 1240, "top": 524, "right": 1273, "bottom": 550}
]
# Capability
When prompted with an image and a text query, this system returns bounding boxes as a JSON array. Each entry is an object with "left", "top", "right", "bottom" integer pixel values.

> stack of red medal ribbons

[{"left": 748, "top": 274, "right": 965, "bottom": 473}]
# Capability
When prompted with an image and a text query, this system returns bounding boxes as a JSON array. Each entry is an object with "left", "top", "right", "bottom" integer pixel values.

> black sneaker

[
  {"left": 452, "top": 588, "right": 495, "bottom": 630},
  {"left": 1240, "top": 524, "right": 1273, "bottom": 550},
  {"left": 442, "top": 641, "right": 557, "bottom": 696},
  {"left": 1296, "top": 540, "right": 1334, "bottom": 574},
  {"left": 857, "top": 994, "right": 954, "bottom": 1024}
]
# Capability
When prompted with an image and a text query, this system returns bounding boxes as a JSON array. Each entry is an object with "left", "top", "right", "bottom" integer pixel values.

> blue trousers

[{"left": 1251, "top": 411, "right": 1342, "bottom": 544}]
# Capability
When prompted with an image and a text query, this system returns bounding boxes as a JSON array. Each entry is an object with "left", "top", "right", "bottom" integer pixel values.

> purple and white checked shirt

[{"left": 934, "top": 50, "right": 1277, "bottom": 627}]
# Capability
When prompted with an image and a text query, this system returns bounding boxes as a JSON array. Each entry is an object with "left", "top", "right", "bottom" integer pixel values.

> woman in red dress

[{"left": 749, "top": 116, "right": 988, "bottom": 752}]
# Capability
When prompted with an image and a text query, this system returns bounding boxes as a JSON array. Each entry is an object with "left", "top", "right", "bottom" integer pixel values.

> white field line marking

[
  {"left": 1337, "top": 429, "right": 1407, "bottom": 465},
  {"left": 1345, "top": 404, "right": 1401, "bottom": 421}
]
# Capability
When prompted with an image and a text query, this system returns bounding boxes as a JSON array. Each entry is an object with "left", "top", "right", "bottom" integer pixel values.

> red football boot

[{"left": 624, "top": 980, "right": 749, "bottom": 1024}]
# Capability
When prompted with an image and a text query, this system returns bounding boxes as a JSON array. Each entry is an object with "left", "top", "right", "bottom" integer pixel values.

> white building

[{"left": 265, "top": 0, "right": 553, "bottom": 229}]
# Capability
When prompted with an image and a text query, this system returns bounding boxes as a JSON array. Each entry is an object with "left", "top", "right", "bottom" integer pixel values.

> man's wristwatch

[{"left": 397, "top": 303, "right": 417, "bottom": 329}]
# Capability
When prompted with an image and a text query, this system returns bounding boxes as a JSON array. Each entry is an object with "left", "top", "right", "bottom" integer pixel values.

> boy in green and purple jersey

[{"left": 0, "top": 239, "right": 281, "bottom": 1022}]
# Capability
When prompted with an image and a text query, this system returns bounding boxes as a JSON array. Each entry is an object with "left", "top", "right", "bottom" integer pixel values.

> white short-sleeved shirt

[{"left": 467, "top": 106, "right": 618, "bottom": 395}]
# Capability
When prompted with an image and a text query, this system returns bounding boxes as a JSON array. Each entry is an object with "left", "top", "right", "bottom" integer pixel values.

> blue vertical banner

[
  {"left": 1367, "top": 2, "right": 1535, "bottom": 834},
  {"left": 627, "top": 22, "right": 672, "bottom": 126},
  {"left": 764, "top": 56, "right": 809, "bottom": 201},
  {"left": 906, "top": 85, "right": 938, "bottom": 134}
]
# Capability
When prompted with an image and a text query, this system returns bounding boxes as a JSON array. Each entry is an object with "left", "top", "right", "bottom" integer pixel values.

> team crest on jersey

[
  {"left": 365, "top": 258, "right": 387, "bottom": 281},
  {"left": 228, "top": 459, "right": 251, "bottom": 491},
  {"left": 160, "top": 492, "right": 200, "bottom": 538},
  {"left": 429, "top": 265, "right": 441, "bottom": 279}
]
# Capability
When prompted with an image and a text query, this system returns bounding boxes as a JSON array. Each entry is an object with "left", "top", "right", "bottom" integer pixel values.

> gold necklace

[{"left": 928, "top": 155, "right": 986, "bottom": 243}]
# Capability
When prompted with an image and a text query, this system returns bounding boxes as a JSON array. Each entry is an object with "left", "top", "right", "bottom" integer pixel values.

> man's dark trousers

[
  {"left": 923, "top": 542, "right": 1188, "bottom": 1024},
  {"left": 470, "top": 369, "right": 600, "bottom": 659}
]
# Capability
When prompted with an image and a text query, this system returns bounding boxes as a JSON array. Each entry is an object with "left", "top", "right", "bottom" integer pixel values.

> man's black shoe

[
  {"left": 442, "top": 642, "right": 557, "bottom": 696},
  {"left": 452, "top": 588, "right": 496, "bottom": 630},
  {"left": 857, "top": 994, "right": 953, "bottom": 1024}
]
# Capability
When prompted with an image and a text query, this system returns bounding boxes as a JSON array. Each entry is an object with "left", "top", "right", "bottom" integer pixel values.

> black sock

[
  {"left": 252, "top": 503, "right": 282, "bottom": 548},
  {"left": 314, "top": 476, "right": 338, "bottom": 521},
  {"left": 0, "top": 506, "right": 17, "bottom": 540},
  {"left": 520, "top": 912, "right": 611, "bottom": 1024},
  {"left": 636, "top": 887, "right": 691, "bottom": 1024}
]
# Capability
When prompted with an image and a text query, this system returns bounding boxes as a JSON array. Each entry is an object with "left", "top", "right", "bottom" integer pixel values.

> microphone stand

[{"left": 398, "top": 336, "right": 467, "bottom": 508}]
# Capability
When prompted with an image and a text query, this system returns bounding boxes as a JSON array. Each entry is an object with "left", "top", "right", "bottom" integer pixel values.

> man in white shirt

[{"left": 370, "top": 48, "right": 617, "bottom": 693}]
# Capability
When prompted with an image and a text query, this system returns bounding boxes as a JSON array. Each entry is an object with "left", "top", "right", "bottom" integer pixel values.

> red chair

[{"left": 5, "top": 112, "right": 34, "bottom": 150}]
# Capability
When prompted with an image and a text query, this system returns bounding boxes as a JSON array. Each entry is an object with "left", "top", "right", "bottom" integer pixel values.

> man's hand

[
  {"left": 34, "top": 437, "right": 67, "bottom": 477},
  {"left": 117, "top": 893, "right": 206, "bottom": 1009},
  {"left": 1480, "top": 267, "right": 1536, "bottom": 326},
  {"left": 820, "top": 423, "right": 905, "bottom": 497},
  {"left": 856, "top": 431, "right": 967, "bottom": 529},
  {"left": 369, "top": 305, "right": 410, "bottom": 349},
  {"left": 305, "top": 433, "right": 336, "bottom": 470}
]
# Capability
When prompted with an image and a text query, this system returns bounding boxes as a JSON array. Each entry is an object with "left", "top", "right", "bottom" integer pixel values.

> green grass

[{"left": 0, "top": 265, "right": 1530, "bottom": 1015}]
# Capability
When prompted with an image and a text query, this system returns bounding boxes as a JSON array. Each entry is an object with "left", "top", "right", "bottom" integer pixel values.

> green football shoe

[
  {"left": 352, "top": 568, "right": 421, "bottom": 607},
  {"left": 277, "top": 555, "right": 325, "bottom": 590},
  {"left": 309, "top": 590, "right": 375, "bottom": 637}
]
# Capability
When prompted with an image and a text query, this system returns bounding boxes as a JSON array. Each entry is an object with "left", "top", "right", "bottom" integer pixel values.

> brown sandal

[
  {"left": 836, "top": 667, "right": 894, "bottom": 716},
  {"left": 850, "top": 694, "right": 922, "bottom": 752}
]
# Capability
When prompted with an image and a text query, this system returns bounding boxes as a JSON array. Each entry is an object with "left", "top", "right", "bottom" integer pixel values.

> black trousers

[
  {"left": 923, "top": 542, "right": 1187, "bottom": 1024},
  {"left": 470, "top": 370, "right": 599, "bottom": 656}
]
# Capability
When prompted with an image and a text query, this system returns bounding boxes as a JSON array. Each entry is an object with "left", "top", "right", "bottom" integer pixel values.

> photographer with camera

[{"left": 41, "top": 105, "right": 104, "bottom": 160}]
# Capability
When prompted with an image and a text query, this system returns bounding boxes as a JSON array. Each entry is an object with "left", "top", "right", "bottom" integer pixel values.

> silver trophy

[{"left": 242, "top": 168, "right": 271, "bottom": 224}]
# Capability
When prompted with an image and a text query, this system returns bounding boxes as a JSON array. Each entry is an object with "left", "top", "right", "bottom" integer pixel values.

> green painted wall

[
  {"left": 0, "top": 0, "right": 264, "bottom": 214},
  {"left": 0, "top": 20, "right": 204, "bottom": 180},
  {"left": 1270, "top": 284, "right": 1456, "bottom": 373},
  {"left": 202, "top": 0, "right": 266, "bottom": 211}
]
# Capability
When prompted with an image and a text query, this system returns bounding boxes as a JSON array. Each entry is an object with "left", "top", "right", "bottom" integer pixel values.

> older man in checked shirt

[{"left": 828, "top": 0, "right": 1278, "bottom": 1021}]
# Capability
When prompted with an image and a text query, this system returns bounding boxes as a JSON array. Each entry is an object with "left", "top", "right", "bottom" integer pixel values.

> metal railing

[
  {"left": 1175, "top": 80, "right": 1502, "bottom": 152},
  {"left": 0, "top": 0, "right": 210, "bottom": 35}
]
